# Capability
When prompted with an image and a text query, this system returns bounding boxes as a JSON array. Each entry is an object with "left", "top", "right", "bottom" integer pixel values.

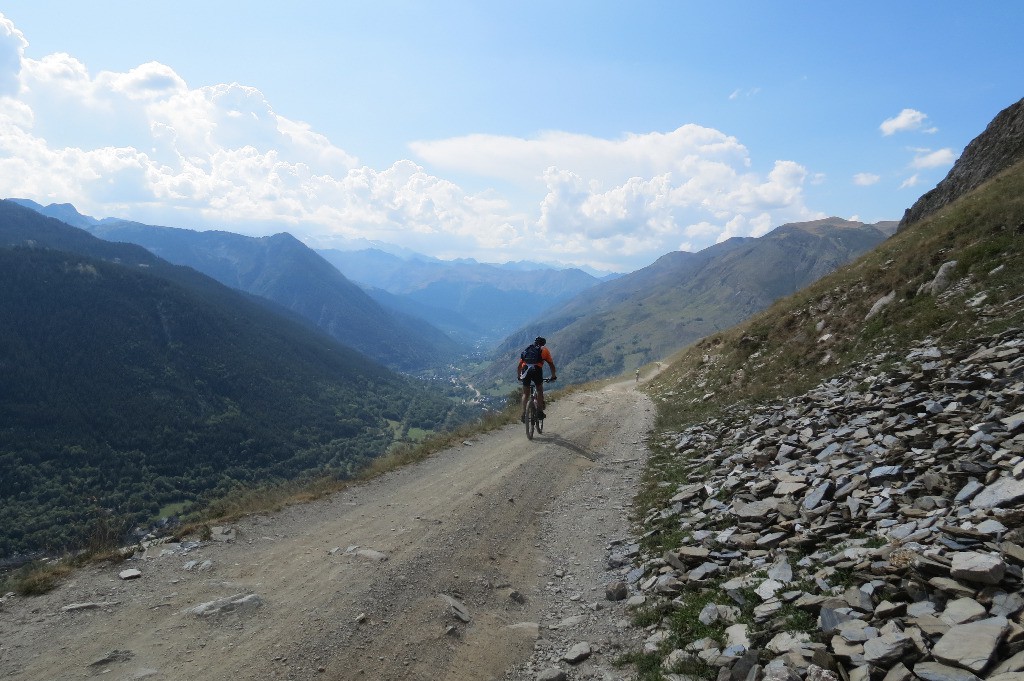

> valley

[{"left": 1, "top": 86, "right": 1022, "bottom": 681}]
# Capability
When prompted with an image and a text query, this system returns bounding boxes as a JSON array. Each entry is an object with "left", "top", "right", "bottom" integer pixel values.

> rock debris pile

[{"left": 630, "top": 327, "right": 1024, "bottom": 681}]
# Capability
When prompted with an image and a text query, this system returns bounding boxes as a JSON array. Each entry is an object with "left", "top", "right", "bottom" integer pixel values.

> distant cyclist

[{"left": 519, "top": 336, "right": 556, "bottom": 422}]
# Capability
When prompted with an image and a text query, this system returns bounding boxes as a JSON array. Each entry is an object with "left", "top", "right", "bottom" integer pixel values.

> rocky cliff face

[{"left": 899, "top": 97, "right": 1024, "bottom": 230}]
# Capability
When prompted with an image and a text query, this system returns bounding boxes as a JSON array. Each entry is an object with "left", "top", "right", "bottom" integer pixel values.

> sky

[{"left": 0, "top": 2, "right": 1020, "bottom": 273}]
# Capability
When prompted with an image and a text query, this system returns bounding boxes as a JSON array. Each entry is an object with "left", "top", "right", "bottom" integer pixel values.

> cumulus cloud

[
  {"left": 880, "top": 108, "right": 930, "bottom": 136},
  {"left": 407, "top": 126, "right": 822, "bottom": 267},
  {"left": 853, "top": 172, "right": 881, "bottom": 186},
  {"left": 911, "top": 147, "right": 956, "bottom": 169},
  {"left": 0, "top": 13, "right": 823, "bottom": 271},
  {"left": 410, "top": 125, "right": 752, "bottom": 190},
  {"left": 0, "top": 14, "right": 27, "bottom": 95}
]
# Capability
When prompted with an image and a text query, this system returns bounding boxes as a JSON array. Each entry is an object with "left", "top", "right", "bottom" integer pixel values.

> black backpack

[{"left": 521, "top": 344, "right": 542, "bottom": 364}]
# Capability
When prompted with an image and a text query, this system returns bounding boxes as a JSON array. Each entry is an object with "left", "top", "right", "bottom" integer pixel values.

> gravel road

[{"left": 0, "top": 380, "right": 653, "bottom": 681}]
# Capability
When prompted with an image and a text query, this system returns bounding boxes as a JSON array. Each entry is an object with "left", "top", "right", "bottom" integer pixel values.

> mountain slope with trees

[
  {"left": 0, "top": 201, "right": 469, "bottom": 559},
  {"left": 8, "top": 202, "right": 459, "bottom": 372},
  {"left": 477, "top": 217, "right": 895, "bottom": 389}
]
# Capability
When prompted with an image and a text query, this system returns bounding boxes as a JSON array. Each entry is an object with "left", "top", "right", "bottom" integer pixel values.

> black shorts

[{"left": 520, "top": 365, "right": 543, "bottom": 387}]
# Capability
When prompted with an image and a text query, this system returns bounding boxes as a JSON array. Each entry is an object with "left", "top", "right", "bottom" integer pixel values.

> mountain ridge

[
  {"left": 25, "top": 213, "right": 460, "bottom": 371},
  {"left": 0, "top": 201, "right": 467, "bottom": 558},
  {"left": 318, "top": 246, "right": 604, "bottom": 341},
  {"left": 899, "top": 96, "right": 1024, "bottom": 229},
  {"left": 478, "top": 217, "right": 895, "bottom": 389}
]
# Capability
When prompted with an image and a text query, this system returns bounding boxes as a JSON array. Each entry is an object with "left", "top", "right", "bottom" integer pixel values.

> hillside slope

[
  {"left": 650, "top": 151, "right": 1024, "bottom": 431},
  {"left": 70, "top": 218, "right": 459, "bottom": 371},
  {"left": 628, "top": 105, "right": 1024, "bottom": 681},
  {"left": 0, "top": 201, "right": 465, "bottom": 558},
  {"left": 478, "top": 218, "right": 893, "bottom": 389},
  {"left": 900, "top": 96, "right": 1024, "bottom": 229}
]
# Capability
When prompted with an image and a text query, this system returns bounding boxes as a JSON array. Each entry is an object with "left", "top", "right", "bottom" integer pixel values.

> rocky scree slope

[
  {"left": 622, "top": 327, "right": 1024, "bottom": 681},
  {"left": 616, "top": 104, "right": 1024, "bottom": 681}
]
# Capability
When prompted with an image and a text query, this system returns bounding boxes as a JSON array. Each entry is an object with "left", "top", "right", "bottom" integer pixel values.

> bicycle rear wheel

[{"left": 525, "top": 400, "right": 535, "bottom": 439}]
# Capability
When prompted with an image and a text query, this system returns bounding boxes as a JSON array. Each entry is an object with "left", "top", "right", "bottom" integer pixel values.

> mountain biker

[{"left": 519, "top": 336, "right": 556, "bottom": 422}]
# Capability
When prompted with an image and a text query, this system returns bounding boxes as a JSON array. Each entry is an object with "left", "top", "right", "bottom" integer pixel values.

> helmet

[{"left": 534, "top": 336, "right": 546, "bottom": 346}]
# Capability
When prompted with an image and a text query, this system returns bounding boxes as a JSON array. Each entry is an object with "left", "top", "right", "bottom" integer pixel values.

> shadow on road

[{"left": 533, "top": 432, "right": 600, "bottom": 461}]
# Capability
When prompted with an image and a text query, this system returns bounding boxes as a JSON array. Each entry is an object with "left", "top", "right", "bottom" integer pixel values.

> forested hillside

[
  {"left": 0, "top": 202, "right": 470, "bottom": 559},
  {"left": 12, "top": 209, "right": 462, "bottom": 371}
]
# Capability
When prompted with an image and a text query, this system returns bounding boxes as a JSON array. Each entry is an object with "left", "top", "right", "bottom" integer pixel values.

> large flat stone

[
  {"left": 913, "top": 662, "right": 982, "bottom": 681},
  {"left": 970, "top": 478, "right": 1024, "bottom": 510},
  {"left": 932, "top": 616, "right": 1009, "bottom": 673}
]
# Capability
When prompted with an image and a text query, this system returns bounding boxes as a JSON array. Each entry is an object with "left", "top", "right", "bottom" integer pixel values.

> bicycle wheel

[{"left": 525, "top": 399, "right": 535, "bottom": 439}]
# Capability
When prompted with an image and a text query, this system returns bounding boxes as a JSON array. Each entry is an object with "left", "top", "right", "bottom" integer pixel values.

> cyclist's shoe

[
  {"left": 539, "top": 410, "right": 546, "bottom": 420},
  {"left": 520, "top": 413, "right": 526, "bottom": 423}
]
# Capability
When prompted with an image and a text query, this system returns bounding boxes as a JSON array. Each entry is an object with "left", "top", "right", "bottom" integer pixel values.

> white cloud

[
  {"left": 410, "top": 125, "right": 752, "bottom": 190},
  {"left": 0, "top": 13, "right": 825, "bottom": 272},
  {"left": 880, "top": 108, "right": 929, "bottom": 136},
  {"left": 0, "top": 14, "right": 27, "bottom": 96},
  {"left": 853, "top": 172, "right": 881, "bottom": 186},
  {"left": 100, "top": 61, "right": 187, "bottom": 101},
  {"left": 728, "top": 87, "right": 760, "bottom": 100},
  {"left": 900, "top": 174, "right": 920, "bottom": 189},
  {"left": 911, "top": 147, "right": 956, "bottom": 169},
  {"left": 407, "top": 126, "right": 821, "bottom": 266}
]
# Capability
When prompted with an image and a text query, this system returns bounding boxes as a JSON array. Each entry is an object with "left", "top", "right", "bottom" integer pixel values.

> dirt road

[{"left": 0, "top": 380, "right": 653, "bottom": 681}]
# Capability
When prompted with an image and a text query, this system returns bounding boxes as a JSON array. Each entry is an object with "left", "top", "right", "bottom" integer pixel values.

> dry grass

[{"left": 646, "top": 159, "right": 1024, "bottom": 433}]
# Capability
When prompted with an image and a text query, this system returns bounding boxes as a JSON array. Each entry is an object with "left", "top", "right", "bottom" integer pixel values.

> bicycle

[{"left": 525, "top": 378, "right": 554, "bottom": 440}]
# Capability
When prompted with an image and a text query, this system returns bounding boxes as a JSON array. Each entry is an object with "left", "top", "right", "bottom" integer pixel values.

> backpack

[{"left": 521, "top": 343, "right": 543, "bottom": 365}]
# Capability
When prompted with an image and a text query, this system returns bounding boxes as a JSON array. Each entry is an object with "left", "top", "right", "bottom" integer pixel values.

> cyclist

[{"left": 519, "top": 336, "right": 556, "bottom": 422}]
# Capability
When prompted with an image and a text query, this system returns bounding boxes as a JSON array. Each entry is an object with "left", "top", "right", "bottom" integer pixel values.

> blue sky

[{"left": 0, "top": 2, "right": 1020, "bottom": 272}]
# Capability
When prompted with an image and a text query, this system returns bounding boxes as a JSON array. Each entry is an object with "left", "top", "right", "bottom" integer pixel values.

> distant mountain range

[
  {"left": 0, "top": 201, "right": 470, "bottom": 558},
  {"left": 475, "top": 217, "right": 897, "bottom": 388},
  {"left": 11, "top": 198, "right": 899, "bottom": 393},
  {"left": 0, "top": 185, "right": 896, "bottom": 561},
  {"left": 317, "top": 248, "right": 606, "bottom": 342},
  {"left": 12, "top": 198, "right": 610, "bottom": 355}
]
